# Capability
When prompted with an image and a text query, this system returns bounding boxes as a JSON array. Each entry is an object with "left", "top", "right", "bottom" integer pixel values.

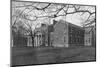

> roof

[{"left": 53, "top": 20, "right": 84, "bottom": 30}]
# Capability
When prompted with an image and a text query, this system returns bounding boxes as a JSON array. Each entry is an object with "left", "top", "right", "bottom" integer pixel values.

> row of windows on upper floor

[
  {"left": 69, "top": 37, "right": 84, "bottom": 44},
  {"left": 69, "top": 30, "right": 84, "bottom": 35},
  {"left": 69, "top": 26, "right": 84, "bottom": 34},
  {"left": 69, "top": 34, "right": 84, "bottom": 38}
]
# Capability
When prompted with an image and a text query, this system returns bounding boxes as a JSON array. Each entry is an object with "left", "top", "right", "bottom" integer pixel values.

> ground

[{"left": 11, "top": 46, "right": 96, "bottom": 66}]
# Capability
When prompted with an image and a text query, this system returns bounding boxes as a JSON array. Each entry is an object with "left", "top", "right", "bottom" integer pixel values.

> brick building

[
  {"left": 12, "top": 20, "right": 85, "bottom": 47},
  {"left": 50, "top": 20, "right": 69, "bottom": 47},
  {"left": 84, "top": 26, "right": 96, "bottom": 47},
  {"left": 33, "top": 23, "right": 50, "bottom": 47},
  {"left": 50, "top": 20, "right": 85, "bottom": 47},
  {"left": 12, "top": 30, "right": 28, "bottom": 47},
  {"left": 68, "top": 22, "right": 84, "bottom": 46}
]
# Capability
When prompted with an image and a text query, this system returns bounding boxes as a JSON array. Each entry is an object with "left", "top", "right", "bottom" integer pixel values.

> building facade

[
  {"left": 34, "top": 31, "right": 44, "bottom": 47},
  {"left": 12, "top": 20, "right": 85, "bottom": 47},
  {"left": 50, "top": 20, "right": 84, "bottom": 47},
  {"left": 84, "top": 27, "right": 96, "bottom": 47},
  {"left": 12, "top": 30, "right": 28, "bottom": 47},
  {"left": 68, "top": 23, "right": 84, "bottom": 47},
  {"left": 50, "top": 20, "right": 69, "bottom": 47},
  {"left": 33, "top": 23, "right": 49, "bottom": 47}
]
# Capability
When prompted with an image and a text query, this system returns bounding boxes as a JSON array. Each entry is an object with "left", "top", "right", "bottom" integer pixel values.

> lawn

[{"left": 11, "top": 46, "right": 96, "bottom": 66}]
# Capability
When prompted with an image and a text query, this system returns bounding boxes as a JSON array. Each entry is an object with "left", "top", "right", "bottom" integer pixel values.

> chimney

[
  {"left": 41, "top": 23, "right": 46, "bottom": 27},
  {"left": 53, "top": 20, "right": 57, "bottom": 25}
]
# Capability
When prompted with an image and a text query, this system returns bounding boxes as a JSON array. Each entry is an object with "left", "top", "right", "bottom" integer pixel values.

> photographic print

[{"left": 11, "top": 0, "right": 96, "bottom": 66}]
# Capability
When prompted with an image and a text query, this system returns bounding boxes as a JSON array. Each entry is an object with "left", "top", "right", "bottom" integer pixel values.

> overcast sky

[{"left": 12, "top": 1, "right": 95, "bottom": 29}]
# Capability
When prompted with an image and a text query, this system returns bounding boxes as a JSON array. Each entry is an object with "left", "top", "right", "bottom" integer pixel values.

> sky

[{"left": 12, "top": 1, "right": 95, "bottom": 29}]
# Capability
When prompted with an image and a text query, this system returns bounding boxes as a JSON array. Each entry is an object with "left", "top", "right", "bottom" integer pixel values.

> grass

[{"left": 11, "top": 46, "right": 96, "bottom": 66}]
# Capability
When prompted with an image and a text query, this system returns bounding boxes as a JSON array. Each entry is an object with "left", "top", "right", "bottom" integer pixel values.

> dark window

[
  {"left": 89, "top": 38, "right": 91, "bottom": 43},
  {"left": 64, "top": 37, "right": 66, "bottom": 42}
]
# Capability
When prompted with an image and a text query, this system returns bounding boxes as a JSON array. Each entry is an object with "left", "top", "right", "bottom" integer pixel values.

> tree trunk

[
  {"left": 29, "top": 30, "right": 34, "bottom": 47},
  {"left": 31, "top": 36, "right": 34, "bottom": 47}
]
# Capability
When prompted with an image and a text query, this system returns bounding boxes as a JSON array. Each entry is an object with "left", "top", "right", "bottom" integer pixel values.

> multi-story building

[
  {"left": 33, "top": 23, "right": 49, "bottom": 47},
  {"left": 50, "top": 20, "right": 69, "bottom": 47},
  {"left": 84, "top": 26, "right": 96, "bottom": 47},
  {"left": 68, "top": 22, "right": 84, "bottom": 46},
  {"left": 50, "top": 20, "right": 85, "bottom": 47},
  {"left": 12, "top": 30, "right": 28, "bottom": 47},
  {"left": 12, "top": 20, "right": 85, "bottom": 47}
]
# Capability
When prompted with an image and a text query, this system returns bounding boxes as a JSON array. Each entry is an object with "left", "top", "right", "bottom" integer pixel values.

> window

[
  {"left": 86, "top": 40, "right": 87, "bottom": 43},
  {"left": 64, "top": 37, "right": 66, "bottom": 42},
  {"left": 89, "top": 38, "right": 91, "bottom": 43}
]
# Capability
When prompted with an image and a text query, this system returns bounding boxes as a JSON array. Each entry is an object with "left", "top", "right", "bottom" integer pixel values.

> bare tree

[
  {"left": 12, "top": 8, "right": 40, "bottom": 46},
  {"left": 12, "top": 1, "right": 96, "bottom": 46},
  {"left": 12, "top": 1, "right": 95, "bottom": 26}
]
